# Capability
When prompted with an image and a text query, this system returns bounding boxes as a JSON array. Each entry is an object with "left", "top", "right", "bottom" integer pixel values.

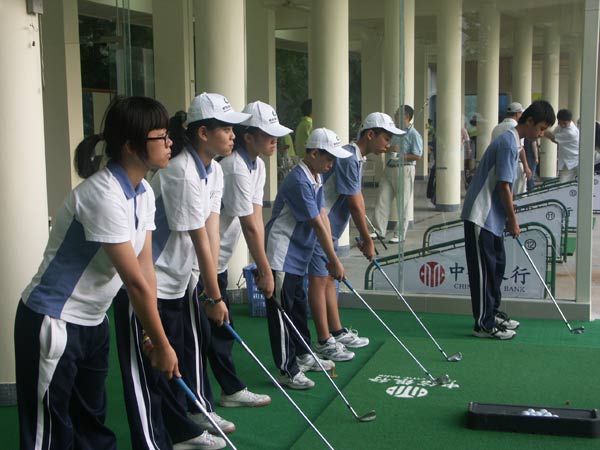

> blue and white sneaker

[{"left": 334, "top": 328, "right": 370, "bottom": 348}]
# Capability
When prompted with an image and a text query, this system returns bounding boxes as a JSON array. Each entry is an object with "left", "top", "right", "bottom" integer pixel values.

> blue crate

[{"left": 242, "top": 264, "right": 338, "bottom": 318}]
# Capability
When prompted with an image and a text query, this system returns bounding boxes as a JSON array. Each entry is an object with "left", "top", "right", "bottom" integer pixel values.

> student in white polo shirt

[
  {"left": 265, "top": 128, "right": 351, "bottom": 390},
  {"left": 15, "top": 97, "right": 178, "bottom": 450},
  {"left": 151, "top": 93, "right": 250, "bottom": 439},
  {"left": 308, "top": 112, "right": 404, "bottom": 362},
  {"left": 198, "top": 101, "right": 292, "bottom": 407}
]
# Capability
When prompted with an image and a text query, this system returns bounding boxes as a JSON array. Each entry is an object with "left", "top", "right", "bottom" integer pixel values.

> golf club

[
  {"left": 175, "top": 377, "right": 237, "bottom": 450},
  {"left": 365, "top": 215, "right": 388, "bottom": 250},
  {"left": 222, "top": 322, "right": 335, "bottom": 449},
  {"left": 268, "top": 295, "right": 376, "bottom": 422},
  {"left": 342, "top": 277, "right": 450, "bottom": 385},
  {"left": 516, "top": 237, "right": 585, "bottom": 334},
  {"left": 371, "top": 257, "right": 462, "bottom": 362}
]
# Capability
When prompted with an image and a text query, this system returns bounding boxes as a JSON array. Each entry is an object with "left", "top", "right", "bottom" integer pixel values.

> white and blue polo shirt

[
  {"left": 322, "top": 143, "right": 364, "bottom": 240},
  {"left": 461, "top": 129, "right": 520, "bottom": 236},
  {"left": 265, "top": 161, "right": 324, "bottom": 276},
  {"left": 22, "top": 161, "right": 155, "bottom": 326},
  {"left": 152, "top": 146, "right": 223, "bottom": 299},
  {"left": 218, "top": 147, "right": 265, "bottom": 274}
]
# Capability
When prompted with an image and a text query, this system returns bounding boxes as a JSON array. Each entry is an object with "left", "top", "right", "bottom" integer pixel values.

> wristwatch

[{"left": 199, "top": 291, "right": 223, "bottom": 305}]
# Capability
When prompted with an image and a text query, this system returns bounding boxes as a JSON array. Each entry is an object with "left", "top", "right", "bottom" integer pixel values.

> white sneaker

[
  {"left": 495, "top": 312, "right": 520, "bottom": 330},
  {"left": 314, "top": 337, "right": 355, "bottom": 361},
  {"left": 277, "top": 371, "right": 315, "bottom": 390},
  {"left": 473, "top": 327, "right": 516, "bottom": 340},
  {"left": 369, "top": 232, "right": 379, "bottom": 239},
  {"left": 297, "top": 353, "right": 335, "bottom": 372},
  {"left": 173, "top": 430, "right": 226, "bottom": 450},
  {"left": 334, "top": 328, "right": 370, "bottom": 348},
  {"left": 389, "top": 235, "right": 399, "bottom": 244},
  {"left": 219, "top": 388, "right": 271, "bottom": 407},
  {"left": 189, "top": 411, "right": 236, "bottom": 434}
]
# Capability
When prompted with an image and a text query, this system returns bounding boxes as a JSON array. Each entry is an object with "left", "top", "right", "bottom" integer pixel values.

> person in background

[
  {"left": 294, "top": 99, "right": 312, "bottom": 159},
  {"left": 544, "top": 108, "right": 580, "bottom": 182}
]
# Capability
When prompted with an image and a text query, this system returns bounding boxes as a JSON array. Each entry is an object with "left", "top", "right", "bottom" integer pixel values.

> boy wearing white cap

[
  {"left": 150, "top": 92, "right": 250, "bottom": 441},
  {"left": 195, "top": 101, "right": 291, "bottom": 407},
  {"left": 265, "top": 128, "right": 351, "bottom": 389},
  {"left": 308, "top": 113, "right": 404, "bottom": 363}
]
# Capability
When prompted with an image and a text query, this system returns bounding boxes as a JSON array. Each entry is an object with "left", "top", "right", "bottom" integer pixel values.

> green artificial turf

[{"left": 2, "top": 304, "right": 599, "bottom": 449}]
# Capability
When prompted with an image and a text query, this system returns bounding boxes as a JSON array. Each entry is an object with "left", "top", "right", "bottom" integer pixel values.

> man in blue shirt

[{"left": 462, "top": 100, "right": 555, "bottom": 340}]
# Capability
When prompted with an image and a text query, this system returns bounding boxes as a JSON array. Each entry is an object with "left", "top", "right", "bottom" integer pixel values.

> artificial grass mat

[{"left": 2, "top": 304, "right": 599, "bottom": 449}]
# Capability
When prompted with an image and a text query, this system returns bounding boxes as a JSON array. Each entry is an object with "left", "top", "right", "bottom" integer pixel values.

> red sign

[{"left": 419, "top": 262, "right": 445, "bottom": 287}]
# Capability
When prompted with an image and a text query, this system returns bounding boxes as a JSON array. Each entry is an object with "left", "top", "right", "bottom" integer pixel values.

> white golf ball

[{"left": 521, "top": 410, "right": 531, "bottom": 416}]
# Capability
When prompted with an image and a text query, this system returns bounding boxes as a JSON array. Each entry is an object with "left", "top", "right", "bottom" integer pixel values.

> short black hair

[
  {"left": 358, "top": 127, "right": 388, "bottom": 139},
  {"left": 518, "top": 100, "right": 556, "bottom": 127},
  {"left": 557, "top": 109, "right": 573, "bottom": 122},
  {"left": 301, "top": 98, "right": 312, "bottom": 116},
  {"left": 403, "top": 105, "right": 414, "bottom": 121}
]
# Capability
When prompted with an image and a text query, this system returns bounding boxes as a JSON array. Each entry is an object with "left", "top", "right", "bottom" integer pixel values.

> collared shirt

[
  {"left": 322, "top": 143, "right": 364, "bottom": 239},
  {"left": 218, "top": 146, "right": 266, "bottom": 273},
  {"left": 461, "top": 129, "right": 520, "bottom": 237},
  {"left": 386, "top": 125, "right": 423, "bottom": 167},
  {"left": 22, "top": 161, "right": 155, "bottom": 326},
  {"left": 491, "top": 118, "right": 518, "bottom": 141},
  {"left": 152, "top": 147, "right": 223, "bottom": 299},
  {"left": 265, "top": 161, "right": 324, "bottom": 276},
  {"left": 554, "top": 122, "right": 580, "bottom": 170}
]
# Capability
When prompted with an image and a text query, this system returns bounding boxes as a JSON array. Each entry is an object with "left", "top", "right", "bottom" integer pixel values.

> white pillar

[
  {"left": 512, "top": 19, "right": 533, "bottom": 107},
  {"left": 435, "top": 0, "right": 463, "bottom": 211},
  {"left": 194, "top": 0, "right": 247, "bottom": 287},
  {"left": 415, "top": 42, "right": 428, "bottom": 179},
  {"left": 311, "top": 0, "right": 350, "bottom": 249},
  {"left": 384, "top": 0, "right": 400, "bottom": 224},
  {"left": 153, "top": 0, "right": 194, "bottom": 114},
  {"left": 0, "top": 0, "right": 48, "bottom": 395},
  {"left": 194, "top": 0, "right": 246, "bottom": 110},
  {"left": 246, "top": 0, "right": 277, "bottom": 204},
  {"left": 40, "top": 0, "right": 83, "bottom": 217},
  {"left": 403, "top": 0, "right": 415, "bottom": 108},
  {"left": 568, "top": 36, "right": 582, "bottom": 121},
  {"left": 540, "top": 24, "right": 560, "bottom": 179},
  {"left": 476, "top": 3, "right": 500, "bottom": 160}
]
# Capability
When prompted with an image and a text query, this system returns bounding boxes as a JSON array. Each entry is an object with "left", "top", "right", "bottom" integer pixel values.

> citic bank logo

[{"left": 419, "top": 262, "right": 445, "bottom": 287}]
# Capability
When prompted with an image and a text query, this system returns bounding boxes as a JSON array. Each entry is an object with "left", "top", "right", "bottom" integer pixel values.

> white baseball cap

[
  {"left": 186, "top": 92, "right": 251, "bottom": 125},
  {"left": 305, "top": 128, "right": 352, "bottom": 159},
  {"left": 358, "top": 112, "right": 406, "bottom": 136},
  {"left": 507, "top": 102, "right": 524, "bottom": 114},
  {"left": 241, "top": 101, "right": 293, "bottom": 137}
]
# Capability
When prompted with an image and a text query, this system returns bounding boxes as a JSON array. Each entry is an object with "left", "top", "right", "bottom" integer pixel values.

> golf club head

[
  {"left": 446, "top": 352, "right": 463, "bottom": 362},
  {"left": 435, "top": 374, "right": 450, "bottom": 385},
  {"left": 570, "top": 326, "right": 585, "bottom": 334},
  {"left": 357, "top": 410, "right": 377, "bottom": 422}
]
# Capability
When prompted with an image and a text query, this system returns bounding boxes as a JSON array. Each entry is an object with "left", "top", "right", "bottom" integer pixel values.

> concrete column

[
  {"left": 40, "top": 0, "right": 83, "bottom": 218},
  {"left": 384, "top": 0, "right": 400, "bottom": 223},
  {"left": 512, "top": 19, "right": 533, "bottom": 107},
  {"left": 194, "top": 0, "right": 245, "bottom": 110},
  {"left": 435, "top": 0, "right": 463, "bottom": 211},
  {"left": 476, "top": 3, "right": 500, "bottom": 160},
  {"left": 246, "top": 0, "right": 277, "bottom": 204},
  {"left": 414, "top": 42, "right": 428, "bottom": 179},
  {"left": 311, "top": 0, "right": 349, "bottom": 249},
  {"left": 153, "top": 0, "right": 194, "bottom": 114},
  {"left": 540, "top": 25, "right": 561, "bottom": 179},
  {"left": 194, "top": 0, "right": 247, "bottom": 286},
  {"left": 403, "top": 0, "right": 415, "bottom": 108},
  {"left": 0, "top": 0, "right": 48, "bottom": 399},
  {"left": 568, "top": 36, "right": 583, "bottom": 121}
]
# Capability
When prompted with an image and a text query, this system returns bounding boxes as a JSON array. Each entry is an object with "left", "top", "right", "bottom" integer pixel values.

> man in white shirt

[{"left": 544, "top": 108, "right": 580, "bottom": 182}]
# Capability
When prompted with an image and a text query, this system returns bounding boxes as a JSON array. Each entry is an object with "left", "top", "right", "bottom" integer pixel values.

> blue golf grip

[
  {"left": 516, "top": 236, "right": 524, "bottom": 246},
  {"left": 373, "top": 259, "right": 383, "bottom": 271},
  {"left": 342, "top": 278, "right": 354, "bottom": 291},
  {"left": 223, "top": 322, "right": 242, "bottom": 344},
  {"left": 174, "top": 377, "right": 197, "bottom": 403}
]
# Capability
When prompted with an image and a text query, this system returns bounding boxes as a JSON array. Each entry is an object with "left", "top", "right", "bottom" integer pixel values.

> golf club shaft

[
  {"left": 516, "top": 237, "right": 573, "bottom": 330},
  {"left": 174, "top": 377, "right": 237, "bottom": 450},
  {"left": 365, "top": 215, "right": 388, "bottom": 250},
  {"left": 223, "top": 323, "right": 335, "bottom": 450},
  {"left": 268, "top": 296, "right": 368, "bottom": 421},
  {"left": 342, "top": 278, "right": 438, "bottom": 382},
  {"left": 373, "top": 259, "right": 450, "bottom": 359}
]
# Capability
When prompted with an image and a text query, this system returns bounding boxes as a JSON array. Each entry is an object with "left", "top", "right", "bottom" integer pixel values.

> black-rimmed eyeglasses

[{"left": 146, "top": 133, "right": 170, "bottom": 146}]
